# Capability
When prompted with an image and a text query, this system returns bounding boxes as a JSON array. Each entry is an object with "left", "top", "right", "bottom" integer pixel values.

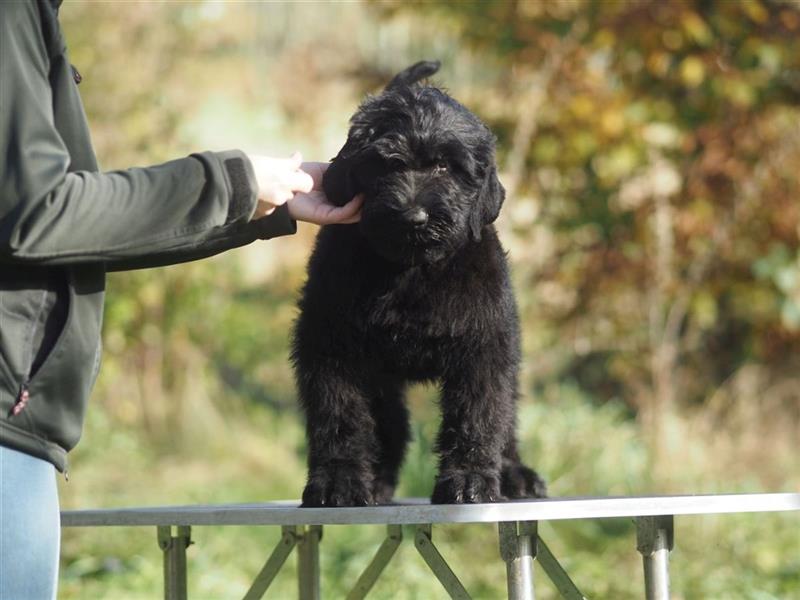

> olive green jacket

[{"left": 0, "top": 0, "right": 296, "bottom": 472}]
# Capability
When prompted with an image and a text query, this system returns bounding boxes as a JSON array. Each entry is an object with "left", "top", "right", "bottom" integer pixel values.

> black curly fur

[{"left": 292, "top": 61, "right": 547, "bottom": 506}]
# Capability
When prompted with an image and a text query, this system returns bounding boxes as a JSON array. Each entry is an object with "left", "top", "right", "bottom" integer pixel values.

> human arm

[{"left": 0, "top": 1, "right": 295, "bottom": 269}]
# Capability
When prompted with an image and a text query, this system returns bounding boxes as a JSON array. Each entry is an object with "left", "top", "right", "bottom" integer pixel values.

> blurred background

[{"left": 57, "top": 1, "right": 799, "bottom": 598}]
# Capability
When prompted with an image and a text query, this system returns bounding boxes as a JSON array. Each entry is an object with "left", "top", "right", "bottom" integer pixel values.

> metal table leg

[
  {"left": 243, "top": 525, "right": 299, "bottom": 600},
  {"left": 346, "top": 525, "right": 403, "bottom": 600},
  {"left": 499, "top": 521, "right": 536, "bottom": 600},
  {"left": 297, "top": 525, "right": 322, "bottom": 600},
  {"left": 536, "top": 538, "right": 586, "bottom": 600},
  {"left": 636, "top": 515, "right": 674, "bottom": 600},
  {"left": 414, "top": 524, "right": 472, "bottom": 599},
  {"left": 157, "top": 525, "right": 192, "bottom": 600}
]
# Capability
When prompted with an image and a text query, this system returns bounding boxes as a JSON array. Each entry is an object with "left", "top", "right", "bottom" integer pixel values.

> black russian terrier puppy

[{"left": 292, "top": 61, "right": 546, "bottom": 506}]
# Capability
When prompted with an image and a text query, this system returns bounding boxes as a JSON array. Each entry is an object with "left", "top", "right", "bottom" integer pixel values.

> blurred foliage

[
  {"left": 55, "top": 1, "right": 799, "bottom": 599},
  {"left": 376, "top": 0, "right": 800, "bottom": 466}
]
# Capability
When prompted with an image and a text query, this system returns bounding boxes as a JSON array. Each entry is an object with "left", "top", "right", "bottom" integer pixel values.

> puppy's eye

[
  {"left": 433, "top": 161, "right": 448, "bottom": 173},
  {"left": 387, "top": 158, "right": 406, "bottom": 170}
]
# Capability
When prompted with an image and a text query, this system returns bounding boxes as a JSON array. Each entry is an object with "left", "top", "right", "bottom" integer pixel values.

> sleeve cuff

[
  {"left": 252, "top": 203, "right": 297, "bottom": 239},
  {"left": 208, "top": 149, "right": 260, "bottom": 225},
  {"left": 211, "top": 149, "right": 296, "bottom": 238}
]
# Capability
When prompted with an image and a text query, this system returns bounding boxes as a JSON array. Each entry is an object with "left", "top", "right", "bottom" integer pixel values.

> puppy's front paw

[
  {"left": 501, "top": 463, "right": 548, "bottom": 499},
  {"left": 431, "top": 469, "right": 501, "bottom": 504},
  {"left": 301, "top": 465, "right": 375, "bottom": 507}
]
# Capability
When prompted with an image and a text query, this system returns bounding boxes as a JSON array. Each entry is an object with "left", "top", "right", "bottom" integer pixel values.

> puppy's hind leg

[
  {"left": 500, "top": 435, "right": 548, "bottom": 499},
  {"left": 370, "top": 380, "right": 410, "bottom": 504}
]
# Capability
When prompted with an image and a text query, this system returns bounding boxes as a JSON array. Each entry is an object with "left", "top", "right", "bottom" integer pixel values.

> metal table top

[{"left": 61, "top": 493, "right": 800, "bottom": 528}]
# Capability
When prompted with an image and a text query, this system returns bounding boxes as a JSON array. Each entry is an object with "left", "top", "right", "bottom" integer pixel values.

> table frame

[{"left": 61, "top": 493, "right": 800, "bottom": 599}]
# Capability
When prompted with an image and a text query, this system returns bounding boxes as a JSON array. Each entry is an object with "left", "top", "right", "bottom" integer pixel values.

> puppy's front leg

[
  {"left": 432, "top": 357, "right": 512, "bottom": 504},
  {"left": 299, "top": 366, "right": 378, "bottom": 507}
]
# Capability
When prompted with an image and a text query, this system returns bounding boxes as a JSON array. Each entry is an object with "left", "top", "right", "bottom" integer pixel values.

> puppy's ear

[
  {"left": 385, "top": 60, "right": 441, "bottom": 91},
  {"left": 470, "top": 165, "right": 506, "bottom": 242},
  {"left": 322, "top": 136, "right": 362, "bottom": 207}
]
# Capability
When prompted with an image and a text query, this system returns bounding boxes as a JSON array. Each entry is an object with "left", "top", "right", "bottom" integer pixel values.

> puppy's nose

[{"left": 403, "top": 207, "right": 428, "bottom": 226}]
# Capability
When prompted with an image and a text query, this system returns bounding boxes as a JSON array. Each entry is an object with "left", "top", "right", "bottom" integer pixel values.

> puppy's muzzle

[{"left": 402, "top": 207, "right": 429, "bottom": 227}]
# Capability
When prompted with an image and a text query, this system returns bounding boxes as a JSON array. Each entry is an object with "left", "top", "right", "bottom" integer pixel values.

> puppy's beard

[
  {"left": 355, "top": 165, "right": 474, "bottom": 264},
  {"left": 358, "top": 221, "right": 451, "bottom": 265},
  {"left": 361, "top": 226, "right": 436, "bottom": 264},
  {"left": 360, "top": 200, "right": 459, "bottom": 265}
]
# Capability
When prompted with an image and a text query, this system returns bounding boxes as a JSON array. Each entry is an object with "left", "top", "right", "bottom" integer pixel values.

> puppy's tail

[{"left": 385, "top": 60, "right": 441, "bottom": 91}]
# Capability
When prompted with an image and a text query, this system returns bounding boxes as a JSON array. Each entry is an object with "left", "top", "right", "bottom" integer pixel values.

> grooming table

[{"left": 61, "top": 493, "right": 800, "bottom": 600}]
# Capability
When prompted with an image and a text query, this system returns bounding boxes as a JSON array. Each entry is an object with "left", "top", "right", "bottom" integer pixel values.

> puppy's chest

[
  {"left": 363, "top": 309, "right": 451, "bottom": 380},
  {"left": 360, "top": 270, "right": 464, "bottom": 338}
]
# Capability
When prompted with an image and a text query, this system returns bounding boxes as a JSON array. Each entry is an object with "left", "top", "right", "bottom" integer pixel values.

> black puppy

[{"left": 292, "top": 61, "right": 546, "bottom": 506}]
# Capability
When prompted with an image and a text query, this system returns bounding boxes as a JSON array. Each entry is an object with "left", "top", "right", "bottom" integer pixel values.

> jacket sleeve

[{"left": 0, "top": 2, "right": 295, "bottom": 269}]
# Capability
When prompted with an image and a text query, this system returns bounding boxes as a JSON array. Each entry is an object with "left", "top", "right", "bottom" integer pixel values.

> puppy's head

[{"left": 323, "top": 60, "right": 505, "bottom": 265}]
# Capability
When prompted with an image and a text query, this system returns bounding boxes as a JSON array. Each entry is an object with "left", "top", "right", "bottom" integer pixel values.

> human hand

[
  {"left": 288, "top": 161, "right": 363, "bottom": 225},
  {"left": 247, "top": 152, "right": 314, "bottom": 219}
]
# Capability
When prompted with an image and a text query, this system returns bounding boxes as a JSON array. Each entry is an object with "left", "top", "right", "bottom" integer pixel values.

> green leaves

[{"left": 754, "top": 244, "right": 800, "bottom": 330}]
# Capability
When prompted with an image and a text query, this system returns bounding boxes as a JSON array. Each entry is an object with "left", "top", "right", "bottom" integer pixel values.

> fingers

[
  {"left": 254, "top": 189, "right": 292, "bottom": 220},
  {"left": 284, "top": 169, "right": 314, "bottom": 194},
  {"left": 286, "top": 191, "right": 364, "bottom": 225},
  {"left": 262, "top": 152, "right": 303, "bottom": 171},
  {"left": 334, "top": 194, "right": 364, "bottom": 223},
  {"left": 270, "top": 152, "right": 313, "bottom": 193},
  {"left": 275, "top": 190, "right": 294, "bottom": 206},
  {"left": 301, "top": 162, "right": 329, "bottom": 191},
  {"left": 248, "top": 152, "right": 315, "bottom": 209},
  {"left": 314, "top": 193, "right": 363, "bottom": 225},
  {"left": 285, "top": 152, "right": 315, "bottom": 193}
]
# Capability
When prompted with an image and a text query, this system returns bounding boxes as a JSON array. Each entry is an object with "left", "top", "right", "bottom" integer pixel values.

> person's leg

[{"left": 0, "top": 445, "right": 60, "bottom": 600}]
